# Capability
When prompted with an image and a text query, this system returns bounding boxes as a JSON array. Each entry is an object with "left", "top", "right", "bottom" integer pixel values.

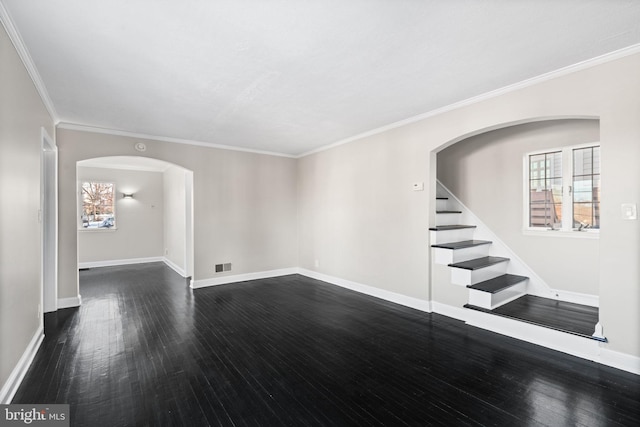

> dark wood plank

[
  {"left": 429, "top": 225, "right": 477, "bottom": 231},
  {"left": 11, "top": 263, "right": 640, "bottom": 426},
  {"left": 449, "top": 256, "right": 509, "bottom": 270},
  {"left": 467, "top": 274, "right": 528, "bottom": 293},
  {"left": 431, "top": 240, "right": 492, "bottom": 249}
]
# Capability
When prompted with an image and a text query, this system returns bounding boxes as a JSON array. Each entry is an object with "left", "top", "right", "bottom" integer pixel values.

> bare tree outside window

[{"left": 81, "top": 182, "right": 115, "bottom": 228}]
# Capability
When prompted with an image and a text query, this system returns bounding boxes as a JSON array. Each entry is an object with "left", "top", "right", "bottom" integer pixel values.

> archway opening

[{"left": 75, "top": 156, "right": 194, "bottom": 279}]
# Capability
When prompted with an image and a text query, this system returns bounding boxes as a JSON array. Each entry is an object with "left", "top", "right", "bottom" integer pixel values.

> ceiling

[{"left": 2, "top": 1, "right": 640, "bottom": 156}]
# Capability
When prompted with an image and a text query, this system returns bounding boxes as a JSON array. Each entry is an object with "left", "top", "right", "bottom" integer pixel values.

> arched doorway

[{"left": 76, "top": 156, "right": 194, "bottom": 279}]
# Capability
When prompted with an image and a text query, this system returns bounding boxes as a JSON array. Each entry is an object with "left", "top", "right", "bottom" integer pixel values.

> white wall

[
  {"left": 297, "top": 136, "right": 430, "bottom": 299},
  {"left": 437, "top": 119, "right": 600, "bottom": 295},
  {"left": 56, "top": 129, "right": 298, "bottom": 300},
  {"left": 163, "top": 165, "right": 187, "bottom": 274},
  {"left": 0, "top": 24, "right": 54, "bottom": 398},
  {"left": 298, "top": 52, "right": 640, "bottom": 359},
  {"left": 77, "top": 166, "right": 164, "bottom": 264}
]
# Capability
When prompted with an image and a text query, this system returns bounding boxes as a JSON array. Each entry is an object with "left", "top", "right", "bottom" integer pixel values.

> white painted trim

[
  {"left": 522, "top": 229, "right": 599, "bottom": 239},
  {"left": 41, "top": 128, "right": 58, "bottom": 313},
  {"left": 464, "top": 307, "right": 602, "bottom": 361},
  {"left": 548, "top": 289, "right": 599, "bottom": 307},
  {"left": 298, "top": 44, "right": 640, "bottom": 158},
  {"left": 298, "top": 269, "right": 432, "bottom": 313},
  {"left": 430, "top": 301, "right": 639, "bottom": 376},
  {"left": 0, "top": 326, "right": 44, "bottom": 404},
  {"left": 190, "top": 268, "right": 299, "bottom": 289},
  {"left": 600, "top": 348, "right": 640, "bottom": 375},
  {"left": 78, "top": 256, "right": 164, "bottom": 269},
  {"left": 431, "top": 301, "right": 469, "bottom": 322},
  {"left": 57, "top": 122, "right": 296, "bottom": 159},
  {"left": 163, "top": 257, "right": 186, "bottom": 278},
  {"left": 0, "top": 3, "right": 59, "bottom": 122},
  {"left": 57, "top": 295, "right": 81, "bottom": 309}
]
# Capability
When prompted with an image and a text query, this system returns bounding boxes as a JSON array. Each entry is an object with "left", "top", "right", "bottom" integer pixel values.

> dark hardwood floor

[{"left": 12, "top": 263, "right": 640, "bottom": 426}]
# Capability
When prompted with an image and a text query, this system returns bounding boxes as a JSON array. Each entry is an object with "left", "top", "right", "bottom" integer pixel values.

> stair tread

[
  {"left": 448, "top": 256, "right": 509, "bottom": 270},
  {"left": 429, "top": 224, "right": 477, "bottom": 231},
  {"left": 436, "top": 210, "right": 462, "bottom": 214},
  {"left": 467, "top": 274, "right": 528, "bottom": 293},
  {"left": 464, "top": 295, "right": 606, "bottom": 342},
  {"left": 431, "top": 240, "right": 492, "bottom": 250}
]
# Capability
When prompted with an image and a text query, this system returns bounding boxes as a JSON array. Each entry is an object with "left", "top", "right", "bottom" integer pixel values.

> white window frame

[
  {"left": 523, "top": 142, "right": 600, "bottom": 238},
  {"left": 78, "top": 181, "right": 117, "bottom": 231}
]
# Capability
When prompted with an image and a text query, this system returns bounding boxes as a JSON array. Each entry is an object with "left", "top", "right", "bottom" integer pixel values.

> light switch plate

[{"left": 621, "top": 203, "right": 637, "bottom": 220}]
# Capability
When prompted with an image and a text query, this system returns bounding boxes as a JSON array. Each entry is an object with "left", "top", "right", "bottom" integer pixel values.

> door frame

[{"left": 41, "top": 127, "right": 58, "bottom": 313}]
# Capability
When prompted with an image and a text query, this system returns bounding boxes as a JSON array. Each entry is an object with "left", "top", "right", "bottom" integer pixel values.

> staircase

[{"left": 430, "top": 192, "right": 606, "bottom": 343}]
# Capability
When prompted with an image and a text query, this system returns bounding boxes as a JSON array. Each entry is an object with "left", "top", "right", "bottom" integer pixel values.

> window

[
  {"left": 525, "top": 144, "right": 600, "bottom": 233},
  {"left": 81, "top": 181, "right": 116, "bottom": 229}
]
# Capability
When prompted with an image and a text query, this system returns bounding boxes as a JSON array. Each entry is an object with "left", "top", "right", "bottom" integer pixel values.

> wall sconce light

[{"left": 123, "top": 193, "right": 134, "bottom": 199}]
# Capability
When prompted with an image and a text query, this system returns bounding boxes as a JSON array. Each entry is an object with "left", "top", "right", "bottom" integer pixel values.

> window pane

[
  {"left": 572, "top": 145, "right": 600, "bottom": 229},
  {"left": 574, "top": 202, "right": 599, "bottom": 229},
  {"left": 81, "top": 182, "right": 115, "bottom": 228},
  {"left": 593, "top": 176, "right": 601, "bottom": 202},
  {"left": 593, "top": 202, "right": 600, "bottom": 229},
  {"left": 574, "top": 147, "right": 592, "bottom": 176},
  {"left": 530, "top": 154, "right": 545, "bottom": 179},
  {"left": 573, "top": 177, "right": 593, "bottom": 202},
  {"left": 550, "top": 178, "right": 563, "bottom": 200},
  {"left": 529, "top": 151, "right": 562, "bottom": 228},
  {"left": 593, "top": 147, "right": 600, "bottom": 174},
  {"left": 548, "top": 152, "right": 562, "bottom": 178},
  {"left": 529, "top": 194, "right": 561, "bottom": 227}
]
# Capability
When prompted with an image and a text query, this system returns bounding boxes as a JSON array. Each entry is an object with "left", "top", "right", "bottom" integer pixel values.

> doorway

[{"left": 75, "top": 156, "right": 194, "bottom": 279}]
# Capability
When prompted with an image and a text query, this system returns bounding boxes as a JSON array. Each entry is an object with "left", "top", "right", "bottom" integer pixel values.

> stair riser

[
  {"left": 436, "top": 199, "right": 449, "bottom": 211},
  {"left": 468, "top": 281, "right": 527, "bottom": 310},
  {"left": 435, "top": 213, "right": 462, "bottom": 226},
  {"left": 433, "top": 245, "right": 491, "bottom": 265},
  {"left": 430, "top": 228, "right": 476, "bottom": 244},
  {"left": 450, "top": 262, "right": 508, "bottom": 286}
]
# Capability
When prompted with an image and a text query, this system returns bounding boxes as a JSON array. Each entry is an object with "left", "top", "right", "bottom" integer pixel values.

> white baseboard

[
  {"left": 57, "top": 295, "right": 81, "bottom": 309},
  {"left": 163, "top": 257, "right": 186, "bottom": 277},
  {"left": 432, "top": 300, "right": 639, "bottom": 376},
  {"left": 600, "top": 348, "right": 640, "bottom": 375},
  {"left": 190, "top": 268, "right": 299, "bottom": 289},
  {"left": 431, "top": 301, "right": 470, "bottom": 321},
  {"left": 78, "top": 256, "right": 164, "bottom": 269},
  {"left": 0, "top": 325, "right": 44, "bottom": 404},
  {"left": 464, "top": 307, "right": 602, "bottom": 361},
  {"left": 298, "top": 269, "right": 432, "bottom": 313},
  {"left": 549, "top": 288, "right": 599, "bottom": 307}
]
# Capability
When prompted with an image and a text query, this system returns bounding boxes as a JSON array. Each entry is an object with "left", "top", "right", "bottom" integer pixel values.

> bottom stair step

[{"left": 464, "top": 295, "right": 606, "bottom": 342}]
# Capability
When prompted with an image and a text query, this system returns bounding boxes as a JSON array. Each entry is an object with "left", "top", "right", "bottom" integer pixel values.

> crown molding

[
  {"left": 297, "top": 43, "right": 640, "bottom": 158},
  {"left": 57, "top": 122, "right": 297, "bottom": 158},
  {"left": 0, "top": 1, "right": 59, "bottom": 122}
]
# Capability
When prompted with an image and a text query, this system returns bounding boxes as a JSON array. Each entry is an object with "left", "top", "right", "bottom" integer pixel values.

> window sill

[
  {"left": 523, "top": 228, "right": 599, "bottom": 239},
  {"left": 78, "top": 227, "right": 118, "bottom": 232}
]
